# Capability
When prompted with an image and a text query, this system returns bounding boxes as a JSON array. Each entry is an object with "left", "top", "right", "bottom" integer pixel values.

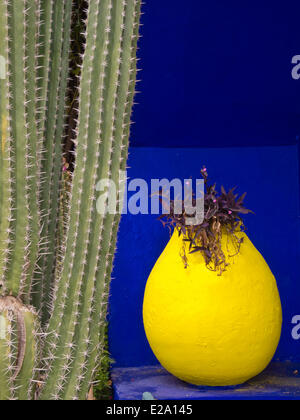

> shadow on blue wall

[{"left": 109, "top": 146, "right": 300, "bottom": 367}]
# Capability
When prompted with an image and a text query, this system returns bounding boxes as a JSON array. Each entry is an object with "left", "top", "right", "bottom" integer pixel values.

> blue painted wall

[
  {"left": 131, "top": 0, "right": 300, "bottom": 148},
  {"left": 109, "top": 1, "right": 300, "bottom": 368},
  {"left": 109, "top": 146, "right": 300, "bottom": 367}
]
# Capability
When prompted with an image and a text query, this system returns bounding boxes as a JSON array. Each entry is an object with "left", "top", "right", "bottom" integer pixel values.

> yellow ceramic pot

[{"left": 143, "top": 230, "right": 282, "bottom": 386}]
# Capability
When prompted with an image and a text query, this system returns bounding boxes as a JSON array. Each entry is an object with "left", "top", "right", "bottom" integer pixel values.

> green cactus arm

[
  {"left": 39, "top": 0, "right": 73, "bottom": 323},
  {"left": 35, "top": 0, "right": 53, "bottom": 227},
  {"left": 40, "top": 0, "right": 141, "bottom": 400},
  {"left": 0, "top": 1, "right": 40, "bottom": 400},
  {"left": 40, "top": 0, "right": 113, "bottom": 399},
  {"left": 76, "top": 0, "right": 142, "bottom": 399},
  {"left": 61, "top": 0, "right": 128, "bottom": 399},
  {"left": 1, "top": 0, "right": 141, "bottom": 400},
  {"left": 0, "top": 0, "right": 13, "bottom": 297},
  {"left": 33, "top": 0, "right": 73, "bottom": 317},
  {"left": 3, "top": 0, "right": 34, "bottom": 298},
  {"left": 36, "top": 0, "right": 53, "bottom": 133},
  {"left": 21, "top": 0, "right": 40, "bottom": 301},
  {"left": 0, "top": 297, "right": 39, "bottom": 400}
]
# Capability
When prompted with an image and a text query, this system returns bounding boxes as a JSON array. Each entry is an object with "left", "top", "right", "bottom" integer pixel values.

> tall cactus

[
  {"left": 0, "top": 0, "right": 141, "bottom": 400},
  {"left": 0, "top": 0, "right": 43, "bottom": 399},
  {"left": 40, "top": 0, "right": 141, "bottom": 400},
  {"left": 34, "top": 0, "right": 73, "bottom": 323}
]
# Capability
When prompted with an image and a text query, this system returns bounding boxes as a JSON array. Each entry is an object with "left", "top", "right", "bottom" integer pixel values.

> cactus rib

[
  {"left": 40, "top": 0, "right": 141, "bottom": 400},
  {"left": 22, "top": 0, "right": 40, "bottom": 301},
  {"left": 76, "top": 0, "right": 142, "bottom": 400},
  {"left": 62, "top": 0, "right": 128, "bottom": 399},
  {"left": 41, "top": 0, "right": 114, "bottom": 399},
  {"left": 34, "top": 0, "right": 73, "bottom": 319}
]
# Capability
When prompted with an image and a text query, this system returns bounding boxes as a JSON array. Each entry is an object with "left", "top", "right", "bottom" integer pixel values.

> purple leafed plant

[{"left": 159, "top": 167, "right": 253, "bottom": 275}]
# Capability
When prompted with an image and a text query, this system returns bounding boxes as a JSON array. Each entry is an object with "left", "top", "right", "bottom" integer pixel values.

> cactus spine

[{"left": 0, "top": 0, "right": 141, "bottom": 400}]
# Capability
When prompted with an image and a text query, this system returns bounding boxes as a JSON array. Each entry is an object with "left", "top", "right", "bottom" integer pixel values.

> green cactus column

[
  {"left": 34, "top": 0, "right": 73, "bottom": 323},
  {"left": 1, "top": 0, "right": 142, "bottom": 400},
  {"left": 77, "top": 0, "right": 142, "bottom": 399},
  {"left": 0, "top": 0, "right": 40, "bottom": 301},
  {"left": 0, "top": 0, "right": 12, "bottom": 298},
  {"left": 0, "top": 0, "right": 41, "bottom": 400},
  {"left": 40, "top": 0, "right": 141, "bottom": 400}
]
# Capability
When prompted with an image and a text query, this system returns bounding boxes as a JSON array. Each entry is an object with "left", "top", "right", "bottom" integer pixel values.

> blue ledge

[{"left": 112, "top": 362, "right": 300, "bottom": 400}]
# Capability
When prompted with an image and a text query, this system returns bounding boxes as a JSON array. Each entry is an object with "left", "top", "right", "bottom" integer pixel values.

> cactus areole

[{"left": 0, "top": 0, "right": 141, "bottom": 400}]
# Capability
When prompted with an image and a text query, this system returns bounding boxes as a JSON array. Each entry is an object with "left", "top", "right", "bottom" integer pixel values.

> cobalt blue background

[
  {"left": 109, "top": 0, "right": 300, "bottom": 368},
  {"left": 131, "top": 0, "right": 300, "bottom": 148}
]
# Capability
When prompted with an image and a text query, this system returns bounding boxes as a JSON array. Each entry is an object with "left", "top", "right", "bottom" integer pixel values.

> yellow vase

[{"left": 143, "top": 230, "right": 282, "bottom": 386}]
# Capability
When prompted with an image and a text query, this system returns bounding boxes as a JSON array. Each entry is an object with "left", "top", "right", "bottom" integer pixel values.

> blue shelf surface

[{"left": 112, "top": 362, "right": 300, "bottom": 400}]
